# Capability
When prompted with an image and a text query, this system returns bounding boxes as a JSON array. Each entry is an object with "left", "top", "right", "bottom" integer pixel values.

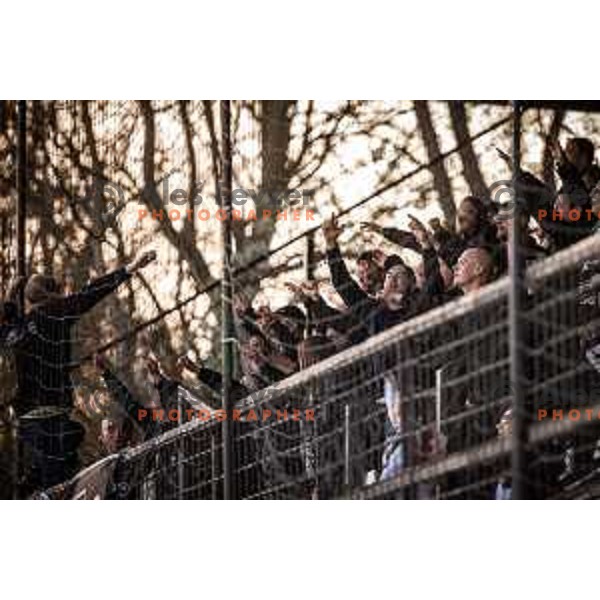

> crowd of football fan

[{"left": 1, "top": 136, "right": 600, "bottom": 499}]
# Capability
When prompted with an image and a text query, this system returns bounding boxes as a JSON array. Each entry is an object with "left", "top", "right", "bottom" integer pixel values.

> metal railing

[{"left": 40, "top": 233, "right": 600, "bottom": 500}]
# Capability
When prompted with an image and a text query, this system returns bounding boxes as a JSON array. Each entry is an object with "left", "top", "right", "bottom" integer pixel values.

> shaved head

[{"left": 453, "top": 247, "right": 494, "bottom": 291}]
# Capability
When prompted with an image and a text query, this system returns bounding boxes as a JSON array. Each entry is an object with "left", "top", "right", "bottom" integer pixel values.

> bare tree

[
  {"left": 414, "top": 100, "right": 456, "bottom": 228},
  {"left": 447, "top": 101, "right": 489, "bottom": 200},
  {"left": 233, "top": 101, "right": 294, "bottom": 294},
  {"left": 542, "top": 109, "right": 566, "bottom": 192}
]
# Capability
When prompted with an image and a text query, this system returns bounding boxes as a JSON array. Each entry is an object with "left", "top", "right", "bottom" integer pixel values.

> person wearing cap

[
  {"left": 322, "top": 215, "right": 432, "bottom": 339},
  {"left": 322, "top": 216, "right": 384, "bottom": 312}
]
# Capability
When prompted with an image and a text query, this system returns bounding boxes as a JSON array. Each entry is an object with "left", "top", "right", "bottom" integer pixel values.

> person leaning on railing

[
  {"left": 13, "top": 250, "right": 156, "bottom": 497},
  {"left": 393, "top": 216, "right": 501, "bottom": 489}
]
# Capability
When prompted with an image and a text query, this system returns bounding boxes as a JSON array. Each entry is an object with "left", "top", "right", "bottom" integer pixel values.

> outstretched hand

[
  {"left": 177, "top": 355, "right": 201, "bottom": 374},
  {"left": 360, "top": 222, "right": 382, "bottom": 234},
  {"left": 146, "top": 356, "right": 161, "bottom": 377},
  {"left": 285, "top": 280, "right": 319, "bottom": 302},
  {"left": 284, "top": 281, "right": 302, "bottom": 295},
  {"left": 128, "top": 250, "right": 157, "bottom": 274},
  {"left": 323, "top": 215, "right": 342, "bottom": 248},
  {"left": 233, "top": 292, "right": 251, "bottom": 316},
  {"left": 408, "top": 215, "right": 432, "bottom": 249}
]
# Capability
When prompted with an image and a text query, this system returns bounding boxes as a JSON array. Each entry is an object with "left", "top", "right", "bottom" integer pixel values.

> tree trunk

[
  {"left": 447, "top": 101, "right": 488, "bottom": 200},
  {"left": 414, "top": 101, "right": 456, "bottom": 229},
  {"left": 139, "top": 100, "right": 213, "bottom": 287},
  {"left": 542, "top": 109, "right": 565, "bottom": 192},
  {"left": 235, "top": 100, "right": 294, "bottom": 293}
]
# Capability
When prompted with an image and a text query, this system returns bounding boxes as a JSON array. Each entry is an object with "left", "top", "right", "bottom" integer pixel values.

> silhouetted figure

[{"left": 15, "top": 251, "right": 156, "bottom": 496}]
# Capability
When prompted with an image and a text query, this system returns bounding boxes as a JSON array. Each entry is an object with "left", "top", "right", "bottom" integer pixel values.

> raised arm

[
  {"left": 361, "top": 222, "right": 422, "bottom": 253},
  {"left": 177, "top": 356, "right": 250, "bottom": 404},
  {"left": 285, "top": 281, "right": 367, "bottom": 343},
  {"left": 54, "top": 251, "right": 156, "bottom": 318},
  {"left": 323, "top": 215, "right": 370, "bottom": 309},
  {"left": 307, "top": 294, "right": 366, "bottom": 342},
  {"left": 96, "top": 356, "right": 141, "bottom": 422},
  {"left": 233, "top": 293, "right": 262, "bottom": 343},
  {"left": 146, "top": 355, "right": 180, "bottom": 410},
  {"left": 408, "top": 217, "right": 446, "bottom": 297},
  {"left": 6, "top": 276, "right": 27, "bottom": 314}
]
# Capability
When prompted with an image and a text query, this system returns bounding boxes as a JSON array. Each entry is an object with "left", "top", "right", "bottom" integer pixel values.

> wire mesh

[
  {"left": 91, "top": 235, "right": 600, "bottom": 499},
  {"left": 4, "top": 101, "right": 600, "bottom": 499}
]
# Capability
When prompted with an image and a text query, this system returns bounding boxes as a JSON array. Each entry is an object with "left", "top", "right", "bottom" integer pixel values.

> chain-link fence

[
  {"left": 4, "top": 101, "right": 600, "bottom": 499},
  {"left": 37, "top": 234, "right": 598, "bottom": 500}
]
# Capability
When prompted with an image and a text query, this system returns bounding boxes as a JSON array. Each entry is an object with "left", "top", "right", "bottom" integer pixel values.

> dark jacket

[
  {"left": 380, "top": 226, "right": 498, "bottom": 268},
  {"left": 101, "top": 367, "right": 161, "bottom": 441},
  {"left": 326, "top": 243, "right": 432, "bottom": 338},
  {"left": 195, "top": 361, "right": 286, "bottom": 402},
  {"left": 194, "top": 366, "right": 252, "bottom": 405},
  {"left": 518, "top": 166, "right": 599, "bottom": 251},
  {"left": 14, "top": 268, "right": 131, "bottom": 415}
]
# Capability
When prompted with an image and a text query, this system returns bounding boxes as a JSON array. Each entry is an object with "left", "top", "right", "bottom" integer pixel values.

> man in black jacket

[
  {"left": 515, "top": 137, "right": 600, "bottom": 251},
  {"left": 549, "top": 138, "right": 600, "bottom": 249},
  {"left": 362, "top": 196, "right": 499, "bottom": 268},
  {"left": 15, "top": 250, "right": 156, "bottom": 496},
  {"left": 323, "top": 215, "right": 432, "bottom": 339},
  {"left": 406, "top": 216, "right": 497, "bottom": 304}
]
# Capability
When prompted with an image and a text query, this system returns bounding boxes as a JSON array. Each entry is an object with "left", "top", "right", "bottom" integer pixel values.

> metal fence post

[
  {"left": 510, "top": 101, "right": 528, "bottom": 499},
  {"left": 211, "top": 432, "right": 217, "bottom": 500},
  {"left": 305, "top": 230, "right": 315, "bottom": 281},
  {"left": 304, "top": 230, "right": 315, "bottom": 333},
  {"left": 220, "top": 100, "right": 235, "bottom": 500},
  {"left": 344, "top": 403, "right": 351, "bottom": 489},
  {"left": 16, "top": 100, "right": 27, "bottom": 307},
  {"left": 435, "top": 367, "right": 444, "bottom": 499},
  {"left": 13, "top": 100, "right": 27, "bottom": 500},
  {"left": 177, "top": 392, "right": 184, "bottom": 499}
]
